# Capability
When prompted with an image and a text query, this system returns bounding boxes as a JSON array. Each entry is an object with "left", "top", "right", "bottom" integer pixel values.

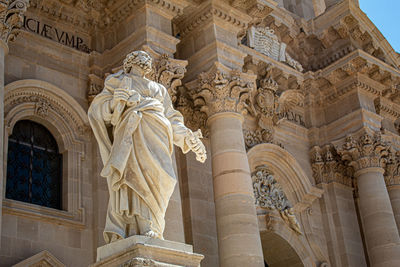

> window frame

[{"left": 3, "top": 80, "right": 89, "bottom": 228}]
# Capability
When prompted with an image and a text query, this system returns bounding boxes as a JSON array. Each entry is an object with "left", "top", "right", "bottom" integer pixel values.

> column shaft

[
  {"left": 387, "top": 186, "right": 400, "bottom": 234},
  {"left": 356, "top": 168, "right": 400, "bottom": 267},
  {"left": 209, "top": 112, "right": 264, "bottom": 267}
]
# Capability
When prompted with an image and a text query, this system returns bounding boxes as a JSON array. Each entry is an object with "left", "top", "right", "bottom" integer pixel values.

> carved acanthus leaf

[
  {"left": 310, "top": 145, "right": 352, "bottom": 187},
  {"left": 187, "top": 64, "right": 256, "bottom": 117},
  {"left": 0, "top": 0, "right": 29, "bottom": 44},
  {"left": 335, "top": 133, "right": 391, "bottom": 173},
  {"left": 252, "top": 165, "right": 302, "bottom": 234}
]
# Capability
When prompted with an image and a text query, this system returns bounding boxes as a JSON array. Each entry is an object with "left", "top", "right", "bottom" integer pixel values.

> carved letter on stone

[{"left": 251, "top": 165, "right": 302, "bottom": 234}]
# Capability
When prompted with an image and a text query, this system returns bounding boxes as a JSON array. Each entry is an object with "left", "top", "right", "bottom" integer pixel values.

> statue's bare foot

[{"left": 143, "top": 230, "right": 157, "bottom": 238}]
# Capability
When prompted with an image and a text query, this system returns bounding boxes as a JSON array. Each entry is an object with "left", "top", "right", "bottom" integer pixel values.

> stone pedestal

[{"left": 91, "top": 236, "right": 203, "bottom": 267}]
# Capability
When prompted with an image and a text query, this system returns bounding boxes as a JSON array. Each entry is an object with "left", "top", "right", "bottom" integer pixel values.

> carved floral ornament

[
  {"left": 0, "top": 0, "right": 29, "bottom": 44},
  {"left": 186, "top": 64, "right": 256, "bottom": 117},
  {"left": 251, "top": 165, "right": 302, "bottom": 235}
]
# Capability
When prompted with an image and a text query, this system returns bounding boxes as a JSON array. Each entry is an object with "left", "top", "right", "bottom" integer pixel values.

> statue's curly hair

[{"left": 123, "top": 51, "right": 153, "bottom": 74}]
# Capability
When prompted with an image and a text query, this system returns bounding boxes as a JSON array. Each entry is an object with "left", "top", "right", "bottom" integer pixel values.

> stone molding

[
  {"left": 335, "top": 132, "right": 390, "bottom": 173},
  {"left": 13, "top": 250, "right": 65, "bottom": 267},
  {"left": 0, "top": 0, "right": 29, "bottom": 45},
  {"left": 310, "top": 145, "right": 353, "bottom": 187},
  {"left": 186, "top": 62, "right": 256, "bottom": 118},
  {"left": 177, "top": 3, "right": 250, "bottom": 39},
  {"left": 30, "top": 0, "right": 185, "bottom": 31},
  {"left": 3, "top": 79, "right": 89, "bottom": 227},
  {"left": 252, "top": 165, "right": 302, "bottom": 234}
]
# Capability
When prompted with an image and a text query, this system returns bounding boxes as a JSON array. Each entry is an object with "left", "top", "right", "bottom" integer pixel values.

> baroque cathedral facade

[{"left": 1, "top": 0, "right": 400, "bottom": 266}]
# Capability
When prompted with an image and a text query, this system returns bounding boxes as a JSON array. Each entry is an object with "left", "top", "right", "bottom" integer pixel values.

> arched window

[{"left": 6, "top": 120, "right": 62, "bottom": 210}]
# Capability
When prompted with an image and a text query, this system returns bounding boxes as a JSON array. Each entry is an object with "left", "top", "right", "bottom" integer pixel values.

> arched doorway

[{"left": 262, "top": 231, "right": 304, "bottom": 267}]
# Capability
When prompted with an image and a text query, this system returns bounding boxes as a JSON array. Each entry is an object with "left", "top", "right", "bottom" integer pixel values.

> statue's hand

[{"left": 186, "top": 130, "right": 207, "bottom": 163}]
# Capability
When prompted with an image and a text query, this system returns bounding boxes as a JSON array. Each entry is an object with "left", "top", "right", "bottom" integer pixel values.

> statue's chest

[{"left": 129, "top": 78, "right": 160, "bottom": 99}]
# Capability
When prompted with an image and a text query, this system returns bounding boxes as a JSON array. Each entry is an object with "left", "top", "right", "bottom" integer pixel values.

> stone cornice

[
  {"left": 310, "top": 0, "right": 399, "bottom": 70},
  {"left": 177, "top": 2, "right": 251, "bottom": 38}
]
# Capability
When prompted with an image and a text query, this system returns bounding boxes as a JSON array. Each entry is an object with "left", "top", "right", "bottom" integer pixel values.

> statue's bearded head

[{"left": 123, "top": 51, "right": 153, "bottom": 75}]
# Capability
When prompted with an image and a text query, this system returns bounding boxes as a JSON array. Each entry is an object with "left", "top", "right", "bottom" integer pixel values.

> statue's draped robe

[{"left": 88, "top": 71, "right": 190, "bottom": 242}]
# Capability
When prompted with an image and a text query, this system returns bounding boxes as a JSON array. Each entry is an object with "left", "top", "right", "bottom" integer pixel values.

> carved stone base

[{"left": 91, "top": 236, "right": 204, "bottom": 267}]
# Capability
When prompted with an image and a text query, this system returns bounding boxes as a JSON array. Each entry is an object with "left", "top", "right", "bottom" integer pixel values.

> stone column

[
  {"left": 337, "top": 133, "right": 400, "bottom": 267},
  {"left": 384, "top": 154, "right": 400, "bottom": 234},
  {"left": 186, "top": 64, "right": 264, "bottom": 267},
  {"left": 0, "top": 0, "right": 29, "bottom": 246}
]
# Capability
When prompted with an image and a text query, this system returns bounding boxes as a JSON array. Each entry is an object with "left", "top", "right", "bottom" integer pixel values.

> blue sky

[{"left": 359, "top": 0, "right": 400, "bottom": 52}]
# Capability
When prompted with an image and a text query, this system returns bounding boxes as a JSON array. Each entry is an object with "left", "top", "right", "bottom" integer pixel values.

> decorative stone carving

[
  {"left": 88, "top": 51, "right": 206, "bottom": 242},
  {"left": 0, "top": 0, "right": 29, "bottom": 44},
  {"left": 251, "top": 75, "right": 304, "bottom": 144},
  {"left": 88, "top": 74, "right": 104, "bottom": 104},
  {"left": 144, "top": 46, "right": 188, "bottom": 105},
  {"left": 175, "top": 86, "right": 208, "bottom": 137},
  {"left": 336, "top": 133, "right": 390, "bottom": 173},
  {"left": 187, "top": 64, "right": 256, "bottom": 117},
  {"left": 247, "top": 26, "right": 303, "bottom": 72},
  {"left": 384, "top": 149, "right": 400, "bottom": 187},
  {"left": 310, "top": 145, "right": 353, "bottom": 187},
  {"left": 35, "top": 99, "right": 51, "bottom": 117},
  {"left": 252, "top": 165, "right": 302, "bottom": 234},
  {"left": 243, "top": 128, "right": 273, "bottom": 150}
]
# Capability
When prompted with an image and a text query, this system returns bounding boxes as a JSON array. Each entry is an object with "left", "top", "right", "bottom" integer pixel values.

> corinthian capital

[
  {"left": 0, "top": 0, "right": 29, "bottom": 45},
  {"left": 186, "top": 63, "right": 256, "bottom": 117},
  {"left": 336, "top": 133, "right": 390, "bottom": 173},
  {"left": 144, "top": 46, "right": 187, "bottom": 105}
]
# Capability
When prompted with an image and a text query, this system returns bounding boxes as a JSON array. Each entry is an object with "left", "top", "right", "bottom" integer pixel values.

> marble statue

[{"left": 88, "top": 51, "right": 207, "bottom": 243}]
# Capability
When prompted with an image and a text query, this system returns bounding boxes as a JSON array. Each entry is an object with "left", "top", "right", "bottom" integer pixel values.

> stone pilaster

[
  {"left": 186, "top": 63, "right": 264, "bottom": 267},
  {"left": 0, "top": 0, "right": 29, "bottom": 248},
  {"left": 310, "top": 145, "right": 366, "bottom": 266},
  {"left": 336, "top": 133, "right": 400, "bottom": 267}
]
